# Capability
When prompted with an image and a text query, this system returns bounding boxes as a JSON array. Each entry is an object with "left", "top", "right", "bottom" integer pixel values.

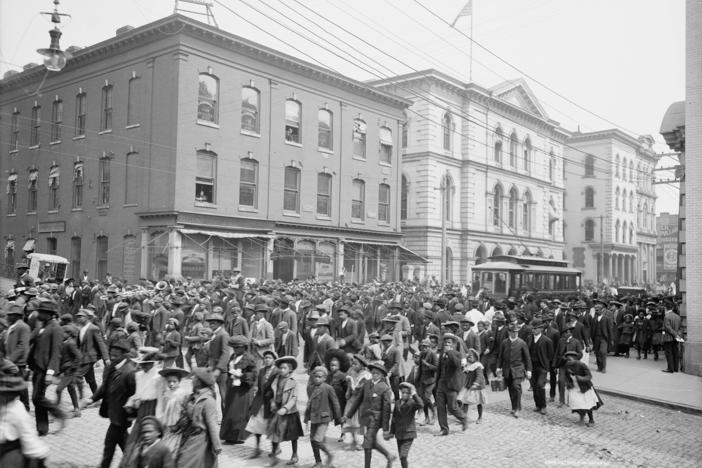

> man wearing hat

[
  {"left": 302, "top": 308, "right": 320, "bottom": 368},
  {"left": 205, "top": 312, "right": 230, "bottom": 409},
  {"left": 497, "top": 320, "right": 532, "bottom": 418},
  {"left": 87, "top": 339, "right": 137, "bottom": 468},
  {"left": 662, "top": 299, "right": 682, "bottom": 373},
  {"left": 4, "top": 303, "right": 31, "bottom": 410},
  {"left": 380, "top": 333, "right": 403, "bottom": 400},
  {"left": 28, "top": 298, "right": 67, "bottom": 435},
  {"left": 460, "top": 316, "right": 481, "bottom": 355},
  {"left": 435, "top": 333, "right": 468, "bottom": 435},
  {"left": 161, "top": 318, "right": 182, "bottom": 368},
  {"left": 592, "top": 301, "right": 614, "bottom": 373},
  {"left": 417, "top": 338, "right": 438, "bottom": 426},
  {"left": 75, "top": 308, "right": 110, "bottom": 399},
  {"left": 250, "top": 304, "right": 275, "bottom": 364},
  {"left": 335, "top": 305, "right": 361, "bottom": 354},
  {"left": 309, "top": 316, "right": 336, "bottom": 370},
  {"left": 528, "top": 319, "right": 554, "bottom": 414}
]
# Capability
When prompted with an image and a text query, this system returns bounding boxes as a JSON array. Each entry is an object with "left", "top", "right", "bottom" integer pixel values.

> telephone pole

[
  {"left": 435, "top": 177, "right": 447, "bottom": 287},
  {"left": 599, "top": 215, "right": 605, "bottom": 283}
]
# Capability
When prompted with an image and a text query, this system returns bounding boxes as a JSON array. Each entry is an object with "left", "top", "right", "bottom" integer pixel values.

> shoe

[
  {"left": 386, "top": 454, "right": 397, "bottom": 468},
  {"left": 475, "top": 417, "right": 482, "bottom": 424},
  {"left": 549, "top": 397, "right": 555, "bottom": 402},
  {"left": 532, "top": 408, "right": 541, "bottom": 412},
  {"left": 601, "top": 370, "right": 606, "bottom": 374},
  {"left": 434, "top": 430, "right": 449, "bottom": 436},
  {"left": 249, "top": 449, "right": 262, "bottom": 459},
  {"left": 73, "top": 410, "right": 81, "bottom": 418},
  {"left": 662, "top": 370, "right": 674, "bottom": 373},
  {"left": 512, "top": 411, "right": 520, "bottom": 419},
  {"left": 539, "top": 408, "right": 547, "bottom": 415},
  {"left": 586, "top": 421, "right": 595, "bottom": 427},
  {"left": 286, "top": 455, "right": 299, "bottom": 465},
  {"left": 462, "top": 419, "right": 469, "bottom": 431}
]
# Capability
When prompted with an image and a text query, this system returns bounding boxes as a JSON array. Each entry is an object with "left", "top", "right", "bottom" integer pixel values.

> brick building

[{"left": 0, "top": 15, "right": 423, "bottom": 283}]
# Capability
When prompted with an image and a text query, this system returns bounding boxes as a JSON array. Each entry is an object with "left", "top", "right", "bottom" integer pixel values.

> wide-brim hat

[
  {"left": 459, "top": 315, "right": 475, "bottom": 325},
  {"left": 466, "top": 347, "right": 480, "bottom": 362},
  {"left": 399, "top": 381, "right": 416, "bottom": 392},
  {"left": 367, "top": 361, "right": 388, "bottom": 376},
  {"left": 205, "top": 313, "right": 225, "bottom": 323},
  {"left": 110, "top": 339, "right": 131, "bottom": 353},
  {"left": 352, "top": 354, "right": 368, "bottom": 367},
  {"left": 6, "top": 304, "right": 24, "bottom": 316},
  {"left": 155, "top": 281, "right": 168, "bottom": 291},
  {"left": 263, "top": 350, "right": 279, "bottom": 360},
  {"left": 307, "top": 310, "right": 321, "bottom": 320},
  {"left": 159, "top": 367, "right": 190, "bottom": 379},
  {"left": 382, "top": 315, "right": 400, "bottom": 323},
  {"left": 316, "top": 316, "right": 331, "bottom": 327},
  {"left": 0, "top": 375, "right": 28, "bottom": 392},
  {"left": 325, "top": 349, "right": 350, "bottom": 372},
  {"left": 442, "top": 332, "right": 460, "bottom": 343},
  {"left": 442, "top": 320, "right": 460, "bottom": 328},
  {"left": 564, "top": 351, "right": 581, "bottom": 359},
  {"left": 191, "top": 367, "right": 215, "bottom": 387},
  {"left": 228, "top": 335, "right": 251, "bottom": 348},
  {"left": 36, "top": 298, "right": 58, "bottom": 314},
  {"left": 275, "top": 355, "right": 298, "bottom": 371}
]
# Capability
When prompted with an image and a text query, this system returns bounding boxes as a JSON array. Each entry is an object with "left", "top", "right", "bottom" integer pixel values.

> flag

[{"left": 451, "top": 0, "right": 472, "bottom": 27}]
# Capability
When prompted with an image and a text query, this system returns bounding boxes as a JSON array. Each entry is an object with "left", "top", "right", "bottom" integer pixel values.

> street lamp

[{"left": 36, "top": 0, "right": 71, "bottom": 72}]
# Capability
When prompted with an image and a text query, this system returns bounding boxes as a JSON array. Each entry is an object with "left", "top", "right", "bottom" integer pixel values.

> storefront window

[
  {"left": 181, "top": 234, "right": 208, "bottom": 279},
  {"left": 211, "top": 237, "right": 238, "bottom": 279}
]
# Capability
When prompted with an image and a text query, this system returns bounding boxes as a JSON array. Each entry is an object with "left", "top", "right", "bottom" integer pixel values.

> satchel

[{"left": 489, "top": 378, "right": 506, "bottom": 392}]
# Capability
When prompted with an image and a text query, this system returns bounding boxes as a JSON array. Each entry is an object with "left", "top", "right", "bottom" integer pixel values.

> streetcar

[{"left": 472, "top": 255, "right": 581, "bottom": 298}]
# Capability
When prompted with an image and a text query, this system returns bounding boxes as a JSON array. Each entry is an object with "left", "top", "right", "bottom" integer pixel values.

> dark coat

[
  {"left": 93, "top": 359, "right": 137, "bottom": 427},
  {"left": 555, "top": 337, "right": 583, "bottom": 367},
  {"left": 305, "top": 382, "right": 342, "bottom": 425},
  {"left": 249, "top": 365, "right": 278, "bottom": 417},
  {"left": 382, "top": 344, "right": 403, "bottom": 378},
  {"left": 592, "top": 315, "right": 613, "bottom": 347},
  {"left": 662, "top": 311, "right": 682, "bottom": 343},
  {"left": 436, "top": 349, "right": 463, "bottom": 392},
  {"left": 390, "top": 394, "right": 424, "bottom": 440},
  {"left": 78, "top": 323, "right": 109, "bottom": 364},
  {"left": 4, "top": 320, "right": 30, "bottom": 366},
  {"left": 498, "top": 337, "right": 532, "bottom": 380},
  {"left": 528, "top": 335, "right": 554, "bottom": 371},
  {"left": 207, "top": 327, "right": 230, "bottom": 372},
  {"left": 59, "top": 338, "right": 83, "bottom": 373},
  {"left": 335, "top": 318, "right": 361, "bottom": 353},
  {"left": 418, "top": 348, "right": 438, "bottom": 385},
  {"left": 344, "top": 378, "right": 392, "bottom": 431},
  {"left": 29, "top": 319, "right": 63, "bottom": 373}
]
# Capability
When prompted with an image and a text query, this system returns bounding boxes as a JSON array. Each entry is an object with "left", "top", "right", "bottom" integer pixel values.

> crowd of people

[{"left": 0, "top": 263, "right": 685, "bottom": 468}]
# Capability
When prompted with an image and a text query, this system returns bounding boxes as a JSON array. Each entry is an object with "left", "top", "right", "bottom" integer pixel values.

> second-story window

[
  {"left": 239, "top": 159, "right": 258, "bottom": 208},
  {"left": 198, "top": 73, "right": 219, "bottom": 123},
  {"left": 30, "top": 104, "right": 41, "bottom": 146},
  {"left": 285, "top": 100, "right": 301, "bottom": 144},
  {"left": 99, "top": 156, "right": 111, "bottom": 205},
  {"left": 378, "top": 183, "right": 391, "bottom": 222},
  {"left": 75, "top": 92, "right": 87, "bottom": 136},
  {"left": 100, "top": 85, "right": 113, "bottom": 131},
  {"left": 283, "top": 166, "right": 301, "bottom": 213},
  {"left": 10, "top": 110, "right": 20, "bottom": 152},
  {"left": 195, "top": 150, "right": 216, "bottom": 203},
  {"left": 318, "top": 109, "right": 333, "bottom": 150},
  {"left": 73, "top": 162, "right": 84, "bottom": 209},
  {"left": 241, "top": 86, "right": 260, "bottom": 133},
  {"left": 351, "top": 179, "right": 365, "bottom": 220},
  {"left": 28, "top": 170, "right": 38, "bottom": 212},
  {"left": 353, "top": 119, "right": 366, "bottom": 158},
  {"left": 51, "top": 99, "right": 63, "bottom": 142},
  {"left": 127, "top": 76, "right": 141, "bottom": 126},
  {"left": 442, "top": 113, "right": 452, "bottom": 150},
  {"left": 379, "top": 127, "right": 393, "bottom": 164},
  {"left": 317, "top": 173, "right": 332, "bottom": 216},
  {"left": 48, "top": 165, "right": 60, "bottom": 211},
  {"left": 6, "top": 173, "right": 17, "bottom": 214}
]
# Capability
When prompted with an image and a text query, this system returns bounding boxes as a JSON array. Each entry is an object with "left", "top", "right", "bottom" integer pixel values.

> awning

[
  {"left": 397, "top": 245, "right": 428, "bottom": 263},
  {"left": 179, "top": 228, "right": 272, "bottom": 239},
  {"left": 49, "top": 166, "right": 59, "bottom": 186},
  {"left": 7, "top": 173, "right": 18, "bottom": 182},
  {"left": 27, "top": 253, "right": 69, "bottom": 264},
  {"left": 23, "top": 239, "right": 36, "bottom": 252},
  {"left": 73, "top": 162, "right": 84, "bottom": 179},
  {"left": 379, "top": 127, "right": 393, "bottom": 145},
  {"left": 353, "top": 119, "right": 367, "bottom": 134},
  {"left": 28, "top": 171, "right": 38, "bottom": 181}
]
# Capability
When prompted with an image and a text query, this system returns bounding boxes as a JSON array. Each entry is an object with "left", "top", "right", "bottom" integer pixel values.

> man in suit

[
  {"left": 434, "top": 333, "right": 468, "bottom": 435},
  {"left": 417, "top": 338, "right": 438, "bottom": 425},
  {"left": 554, "top": 324, "right": 583, "bottom": 406},
  {"left": 29, "top": 298, "right": 66, "bottom": 435},
  {"left": 75, "top": 308, "right": 109, "bottom": 398},
  {"left": 205, "top": 312, "right": 230, "bottom": 410},
  {"left": 592, "top": 300, "right": 613, "bottom": 373},
  {"left": 250, "top": 305, "right": 275, "bottom": 364},
  {"left": 497, "top": 320, "right": 532, "bottom": 418},
  {"left": 86, "top": 339, "right": 136, "bottom": 468},
  {"left": 380, "top": 333, "right": 403, "bottom": 400},
  {"left": 335, "top": 306, "right": 360, "bottom": 354},
  {"left": 543, "top": 312, "right": 561, "bottom": 403},
  {"left": 528, "top": 319, "right": 554, "bottom": 414},
  {"left": 662, "top": 299, "right": 682, "bottom": 373},
  {"left": 4, "top": 303, "right": 31, "bottom": 410},
  {"left": 309, "top": 316, "right": 336, "bottom": 369},
  {"left": 460, "top": 316, "right": 481, "bottom": 355}
]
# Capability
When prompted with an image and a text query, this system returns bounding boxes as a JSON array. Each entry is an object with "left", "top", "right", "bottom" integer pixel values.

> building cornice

[
  {"left": 566, "top": 129, "right": 660, "bottom": 161},
  {"left": 274, "top": 221, "right": 402, "bottom": 240}
]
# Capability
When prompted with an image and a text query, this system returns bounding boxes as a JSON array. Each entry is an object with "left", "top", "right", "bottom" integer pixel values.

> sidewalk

[{"left": 588, "top": 353, "right": 702, "bottom": 414}]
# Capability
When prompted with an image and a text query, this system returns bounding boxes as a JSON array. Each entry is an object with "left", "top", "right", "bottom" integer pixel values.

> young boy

[
  {"left": 305, "top": 366, "right": 342, "bottom": 468},
  {"left": 343, "top": 361, "right": 396, "bottom": 468},
  {"left": 389, "top": 382, "right": 424, "bottom": 468}
]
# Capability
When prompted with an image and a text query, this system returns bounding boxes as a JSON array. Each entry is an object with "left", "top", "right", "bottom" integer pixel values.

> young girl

[
  {"left": 156, "top": 367, "right": 190, "bottom": 452},
  {"left": 305, "top": 366, "right": 342, "bottom": 468},
  {"left": 389, "top": 382, "right": 424, "bottom": 468},
  {"left": 342, "top": 354, "right": 371, "bottom": 450},
  {"left": 457, "top": 348, "right": 488, "bottom": 424},
  {"left": 133, "top": 416, "right": 174, "bottom": 468},
  {"left": 245, "top": 350, "right": 278, "bottom": 459},
  {"left": 325, "top": 349, "right": 349, "bottom": 443},
  {"left": 564, "top": 351, "right": 603, "bottom": 427},
  {"left": 268, "top": 356, "right": 304, "bottom": 466}
]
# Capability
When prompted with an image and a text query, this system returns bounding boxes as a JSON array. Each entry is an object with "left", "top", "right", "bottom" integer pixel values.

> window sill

[
  {"left": 316, "top": 215, "right": 332, "bottom": 221},
  {"left": 96, "top": 205, "right": 110, "bottom": 210},
  {"left": 284, "top": 140, "right": 302, "bottom": 148},
  {"left": 194, "top": 201, "right": 217, "bottom": 209},
  {"left": 49, "top": 140, "right": 61, "bottom": 146},
  {"left": 9, "top": 150, "right": 18, "bottom": 155},
  {"left": 238, "top": 206, "right": 258, "bottom": 213},
  {"left": 318, "top": 147, "right": 334, "bottom": 155},
  {"left": 71, "top": 208, "right": 83, "bottom": 212},
  {"left": 350, "top": 219, "right": 365, "bottom": 224},
  {"left": 27, "top": 211, "right": 37, "bottom": 216},
  {"left": 379, "top": 161, "right": 392, "bottom": 167},
  {"left": 241, "top": 130, "right": 261, "bottom": 138},
  {"left": 7, "top": 213, "right": 16, "bottom": 217},
  {"left": 73, "top": 135, "right": 86, "bottom": 141},
  {"left": 47, "top": 210, "right": 58, "bottom": 214},
  {"left": 197, "top": 120, "right": 220, "bottom": 129},
  {"left": 582, "top": 207, "right": 596, "bottom": 211},
  {"left": 378, "top": 221, "right": 391, "bottom": 226},
  {"left": 29, "top": 144, "right": 40, "bottom": 150},
  {"left": 352, "top": 156, "right": 366, "bottom": 162},
  {"left": 125, "top": 124, "right": 140, "bottom": 129},
  {"left": 98, "top": 130, "right": 112, "bottom": 135},
  {"left": 123, "top": 203, "right": 138, "bottom": 208},
  {"left": 282, "top": 211, "right": 301, "bottom": 218}
]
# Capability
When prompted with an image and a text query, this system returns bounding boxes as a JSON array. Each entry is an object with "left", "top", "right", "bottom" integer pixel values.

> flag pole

[{"left": 469, "top": 2, "right": 473, "bottom": 82}]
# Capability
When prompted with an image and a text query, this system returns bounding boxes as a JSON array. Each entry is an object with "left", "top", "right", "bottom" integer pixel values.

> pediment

[{"left": 491, "top": 79, "right": 548, "bottom": 119}]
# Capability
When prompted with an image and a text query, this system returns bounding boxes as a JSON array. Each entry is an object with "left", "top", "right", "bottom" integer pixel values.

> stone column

[
  {"left": 336, "top": 241, "right": 344, "bottom": 282},
  {"left": 167, "top": 228, "right": 182, "bottom": 278},
  {"left": 140, "top": 228, "right": 149, "bottom": 280},
  {"left": 266, "top": 238, "right": 274, "bottom": 280}
]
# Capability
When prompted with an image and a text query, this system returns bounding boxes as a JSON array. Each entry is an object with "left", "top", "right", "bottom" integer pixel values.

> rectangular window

[
  {"left": 378, "top": 184, "right": 390, "bottom": 222},
  {"left": 283, "top": 166, "right": 300, "bottom": 212},
  {"left": 49, "top": 166, "right": 60, "bottom": 211},
  {"left": 51, "top": 100, "right": 63, "bottom": 142},
  {"left": 317, "top": 173, "right": 332, "bottom": 216},
  {"left": 6, "top": 175, "right": 17, "bottom": 214},
  {"left": 72, "top": 163, "right": 84, "bottom": 209},
  {"left": 28, "top": 171, "right": 38, "bottom": 212},
  {"left": 352, "top": 179, "right": 365, "bottom": 220},
  {"left": 10, "top": 111, "right": 20, "bottom": 152},
  {"left": 100, "top": 85, "right": 113, "bottom": 131},
  {"left": 318, "top": 109, "right": 333, "bottom": 150},
  {"left": 353, "top": 120, "right": 367, "bottom": 158},
  {"left": 30, "top": 105, "right": 41, "bottom": 146},
  {"left": 239, "top": 159, "right": 258, "bottom": 208},
  {"left": 241, "top": 86, "right": 260, "bottom": 133},
  {"left": 75, "top": 93, "right": 87, "bottom": 136},
  {"left": 125, "top": 152, "right": 139, "bottom": 205},
  {"left": 47, "top": 237, "right": 57, "bottom": 256},
  {"left": 96, "top": 236, "right": 108, "bottom": 281},
  {"left": 285, "top": 100, "right": 301, "bottom": 144},
  {"left": 99, "top": 158, "right": 110, "bottom": 205},
  {"left": 195, "top": 151, "right": 216, "bottom": 203},
  {"left": 127, "top": 77, "right": 141, "bottom": 126},
  {"left": 379, "top": 127, "right": 393, "bottom": 164},
  {"left": 70, "top": 237, "right": 81, "bottom": 278}
]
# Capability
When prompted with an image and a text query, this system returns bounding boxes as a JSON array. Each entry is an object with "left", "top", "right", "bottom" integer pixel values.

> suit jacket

[
  {"left": 311, "top": 333, "right": 337, "bottom": 368},
  {"left": 390, "top": 394, "right": 424, "bottom": 440},
  {"left": 436, "top": 349, "right": 463, "bottom": 392},
  {"left": 275, "top": 331, "right": 298, "bottom": 358},
  {"left": 59, "top": 338, "right": 83, "bottom": 373},
  {"left": 345, "top": 378, "right": 392, "bottom": 431},
  {"left": 336, "top": 318, "right": 360, "bottom": 353},
  {"left": 461, "top": 329, "right": 481, "bottom": 354},
  {"left": 418, "top": 348, "right": 438, "bottom": 385},
  {"left": 555, "top": 337, "right": 584, "bottom": 367},
  {"left": 498, "top": 337, "right": 532, "bottom": 380},
  {"left": 250, "top": 319, "right": 274, "bottom": 358},
  {"left": 382, "top": 344, "right": 404, "bottom": 378},
  {"left": 5, "top": 320, "right": 30, "bottom": 366},
  {"left": 29, "top": 319, "right": 63, "bottom": 373},
  {"left": 528, "top": 335, "right": 554, "bottom": 371},
  {"left": 592, "top": 315, "right": 613, "bottom": 344},
  {"left": 544, "top": 326, "right": 561, "bottom": 364},
  {"left": 93, "top": 359, "right": 137, "bottom": 426},
  {"left": 78, "top": 323, "right": 109, "bottom": 364},
  {"left": 207, "top": 327, "right": 230, "bottom": 372},
  {"left": 662, "top": 311, "right": 682, "bottom": 343},
  {"left": 305, "top": 382, "right": 342, "bottom": 424}
]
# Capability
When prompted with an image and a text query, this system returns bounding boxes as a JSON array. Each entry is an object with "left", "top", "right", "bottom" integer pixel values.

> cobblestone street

[{"left": 43, "top": 373, "right": 702, "bottom": 468}]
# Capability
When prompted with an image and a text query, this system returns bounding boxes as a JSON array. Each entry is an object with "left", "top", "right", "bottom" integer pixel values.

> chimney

[{"left": 116, "top": 25, "right": 134, "bottom": 36}]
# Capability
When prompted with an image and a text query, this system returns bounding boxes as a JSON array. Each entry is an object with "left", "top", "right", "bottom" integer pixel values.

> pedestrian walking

[
  {"left": 219, "top": 335, "right": 257, "bottom": 444},
  {"left": 389, "top": 382, "right": 423, "bottom": 468},
  {"left": 305, "top": 366, "right": 342, "bottom": 468},
  {"left": 497, "top": 319, "right": 532, "bottom": 418},
  {"left": 267, "top": 356, "right": 304, "bottom": 466},
  {"left": 564, "top": 352, "right": 603, "bottom": 427}
]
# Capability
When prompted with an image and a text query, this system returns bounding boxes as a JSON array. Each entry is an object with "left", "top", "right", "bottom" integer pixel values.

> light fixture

[{"left": 36, "top": 0, "right": 71, "bottom": 72}]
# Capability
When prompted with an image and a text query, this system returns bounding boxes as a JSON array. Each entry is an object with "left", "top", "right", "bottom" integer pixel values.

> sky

[{"left": 0, "top": 0, "right": 684, "bottom": 214}]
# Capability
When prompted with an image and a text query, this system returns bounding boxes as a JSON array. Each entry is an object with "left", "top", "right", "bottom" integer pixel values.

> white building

[
  {"left": 372, "top": 70, "right": 567, "bottom": 284},
  {"left": 564, "top": 130, "right": 659, "bottom": 286}
]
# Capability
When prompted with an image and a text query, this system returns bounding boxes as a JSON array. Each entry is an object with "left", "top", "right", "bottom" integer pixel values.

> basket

[{"left": 490, "top": 378, "right": 506, "bottom": 392}]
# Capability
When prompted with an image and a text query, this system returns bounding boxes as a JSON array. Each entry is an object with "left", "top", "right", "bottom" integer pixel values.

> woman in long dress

[
  {"left": 174, "top": 368, "right": 222, "bottom": 468},
  {"left": 156, "top": 367, "right": 190, "bottom": 452},
  {"left": 564, "top": 351, "right": 603, "bottom": 427},
  {"left": 244, "top": 350, "right": 278, "bottom": 458},
  {"left": 267, "top": 356, "right": 304, "bottom": 465},
  {"left": 219, "top": 335, "right": 258, "bottom": 444}
]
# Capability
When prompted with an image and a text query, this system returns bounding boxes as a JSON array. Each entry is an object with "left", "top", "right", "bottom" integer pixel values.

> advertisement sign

[{"left": 663, "top": 248, "right": 677, "bottom": 270}]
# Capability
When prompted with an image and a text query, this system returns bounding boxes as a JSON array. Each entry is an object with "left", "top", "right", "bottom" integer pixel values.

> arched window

[
  {"left": 523, "top": 190, "right": 532, "bottom": 234},
  {"left": 494, "top": 127, "right": 503, "bottom": 163},
  {"left": 241, "top": 86, "right": 261, "bottom": 133},
  {"left": 352, "top": 119, "right": 367, "bottom": 158},
  {"left": 622, "top": 157, "right": 627, "bottom": 181},
  {"left": 72, "top": 162, "right": 83, "bottom": 209},
  {"left": 615, "top": 219, "right": 621, "bottom": 243},
  {"left": 622, "top": 221, "right": 628, "bottom": 242},
  {"left": 285, "top": 99, "right": 301, "bottom": 143},
  {"left": 523, "top": 137, "right": 531, "bottom": 172},
  {"left": 629, "top": 190, "right": 634, "bottom": 212},
  {"left": 622, "top": 191, "right": 627, "bottom": 213},
  {"left": 442, "top": 113, "right": 452, "bottom": 151},
  {"left": 508, "top": 187, "right": 518, "bottom": 228},
  {"left": 549, "top": 150, "right": 555, "bottom": 182},
  {"left": 318, "top": 109, "right": 333, "bottom": 150},
  {"left": 444, "top": 174, "right": 454, "bottom": 222},
  {"left": 585, "top": 186, "right": 595, "bottom": 208},
  {"left": 198, "top": 73, "right": 218, "bottom": 123},
  {"left": 615, "top": 187, "right": 620, "bottom": 210},
  {"left": 629, "top": 161, "right": 634, "bottom": 183},
  {"left": 585, "top": 154, "right": 595, "bottom": 177},
  {"left": 400, "top": 175, "right": 408, "bottom": 220},
  {"left": 475, "top": 245, "right": 487, "bottom": 261},
  {"left": 615, "top": 154, "right": 620, "bottom": 178},
  {"left": 127, "top": 76, "right": 141, "bottom": 126},
  {"left": 100, "top": 85, "right": 113, "bottom": 132},
  {"left": 585, "top": 219, "right": 595, "bottom": 241},
  {"left": 508, "top": 247, "right": 518, "bottom": 255},
  {"left": 629, "top": 225, "right": 634, "bottom": 244},
  {"left": 492, "top": 246, "right": 503, "bottom": 256},
  {"left": 493, "top": 184, "right": 503, "bottom": 227},
  {"left": 509, "top": 132, "right": 518, "bottom": 167}
]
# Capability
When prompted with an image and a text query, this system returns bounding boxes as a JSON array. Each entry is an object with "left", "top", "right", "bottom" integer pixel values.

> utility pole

[
  {"left": 435, "top": 177, "right": 447, "bottom": 287},
  {"left": 600, "top": 215, "right": 605, "bottom": 284}
]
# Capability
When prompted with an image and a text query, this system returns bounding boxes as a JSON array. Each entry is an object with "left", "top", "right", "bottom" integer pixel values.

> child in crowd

[
  {"left": 326, "top": 349, "right": 350, "bottom": 442},
  {"left": 156, "top": 367, "right": 190, "bottom": 452},
  {"left": 388, "top": 382, "right": 423, "bottom": 468},
  {"left": 457, "top": 348, "right": 487, "bottom": 424},
  {"left": 133, "top": 416, "right": 173, "bottom": 468},
  {"left": 342, "top": 354, "right": 371, "bottom": 450},
  {"left": 268, "top": 356, "right": 304, "bottom": 466},
  {"left": 304, "top": 366, "right": 342, "bottom": 468}
]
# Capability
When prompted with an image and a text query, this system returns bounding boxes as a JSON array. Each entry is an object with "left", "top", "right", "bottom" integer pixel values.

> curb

[{"left": 596, "top": 387, "right": 702, "bottom": 416}]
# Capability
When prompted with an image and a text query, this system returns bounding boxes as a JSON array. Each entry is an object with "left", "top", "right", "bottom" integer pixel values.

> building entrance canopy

[{"left": 179, "top": 228, "right": 273, "bottom": 239}]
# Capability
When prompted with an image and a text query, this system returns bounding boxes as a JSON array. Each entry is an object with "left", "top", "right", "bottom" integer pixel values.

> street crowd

[{"left": 0, "top": 263, "right": 685, "bottom": 468}]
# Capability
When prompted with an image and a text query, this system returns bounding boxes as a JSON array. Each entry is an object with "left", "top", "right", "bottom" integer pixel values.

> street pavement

[{"left": 41, "top": 362, "right": 702, "bottom": 468}]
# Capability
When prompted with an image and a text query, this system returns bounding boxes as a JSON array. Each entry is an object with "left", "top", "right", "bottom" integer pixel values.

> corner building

[
  {"left": 0, "top": 15, "right": 418, "bottom": 283},
  {"left": 372, "top": 70, "right": 567, "bottom": 284}
]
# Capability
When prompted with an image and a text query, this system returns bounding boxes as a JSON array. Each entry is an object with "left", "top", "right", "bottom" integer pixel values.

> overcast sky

[{"left": 0, "top": 0, "right": 684, "bottom": 213}]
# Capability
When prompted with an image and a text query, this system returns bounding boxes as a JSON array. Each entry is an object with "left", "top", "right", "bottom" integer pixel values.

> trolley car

[{"left": 472, "top": 255, "right": 581, "bottom": 298}]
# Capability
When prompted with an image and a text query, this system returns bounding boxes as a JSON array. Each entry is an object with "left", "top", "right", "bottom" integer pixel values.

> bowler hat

[
  {"left": 36, "top": 298, "right": 58, "bottom": 314},
  {"left": 205, "top": 313, "right": 225, "bottom": 323},
  {"left": 564, "top": 351, "right": 581, "bottom": 359}
]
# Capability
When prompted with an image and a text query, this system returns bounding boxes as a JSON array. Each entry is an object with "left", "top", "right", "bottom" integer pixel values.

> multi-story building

[
  {"left": 564, "top": 130, "right": 659, "bottom": 286},
  {"left": 372, "top": 70, "right": 567, "bottom": 284},
  {"left": 656, "top": 212, "right": 680, "bottom": 286},
  {"left": 0, "top": 15, "right": 419, "bottom": 283}
]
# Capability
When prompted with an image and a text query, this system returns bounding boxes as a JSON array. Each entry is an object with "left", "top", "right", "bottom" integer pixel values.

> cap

[
  {"left": 109, "top": 339, "right": 131, "bottom": 352},
  {"left": 228, "top": 335, "right": 251, "bottom": 348},
  {"left": 380, "top": 334, "right": 393, "bottom": 342},
  {"left": 205, "top": 313, "right": 225, "bottom": 323},
  {"left": 275, "top": 355, "right": 298, "bottom": 370},
  {"left": 191, "top": 367, "right": 215, "bottom": 387}
]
